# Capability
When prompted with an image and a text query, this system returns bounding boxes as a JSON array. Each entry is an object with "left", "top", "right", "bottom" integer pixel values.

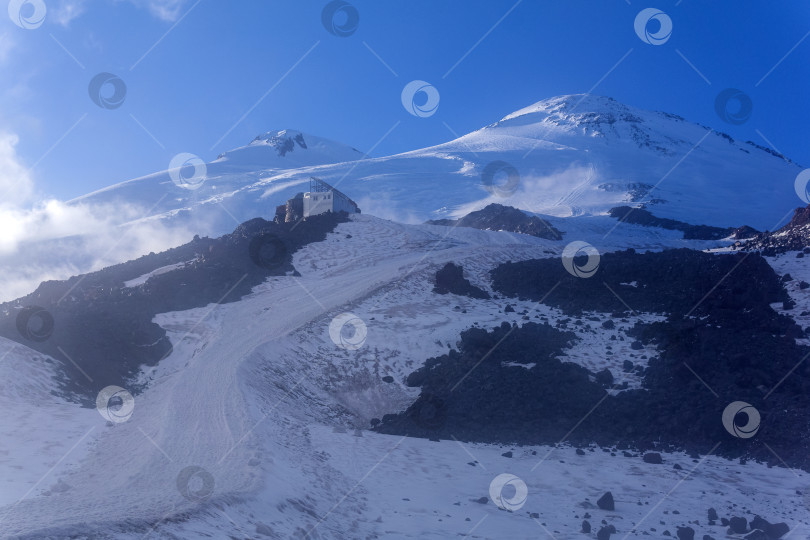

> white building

[{"left": 303, "top": 178, "right": 361, "bottom": 217}]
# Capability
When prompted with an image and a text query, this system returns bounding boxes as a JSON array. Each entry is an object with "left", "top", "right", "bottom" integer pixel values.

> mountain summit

[
  {"left": 439, "top": 94, "right": 800, "bottom": 228},
  {"left": 14, "top": 94, "right": 804, "bottom": 306},
  {"left": 214, "top": 129, "right": 366, "bottom": 169},
  {"left": 74, "top": 94, "right": 801, "bottom": 233}
]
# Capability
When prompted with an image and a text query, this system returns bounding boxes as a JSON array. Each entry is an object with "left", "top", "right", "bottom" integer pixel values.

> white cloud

[
  {"left": 53, "top": 0, "right": 87, "bottom": 27},
  {"left": 130, "top": 0, "right": 188, "bottom": 22},
  {"left": 354, "top": 195, "right": 422, "bottom": 225},
  {"left": 50, "top": 0, "right": 190, "bottom": 27},
  {"left": 451, "top": 163, "right": 597, "bottom": 219},
  {"left": 0, "top": 32, "right": 15, "bottom": 64},
  {"left": 0, "top": 132, "right": 35, "bottom": 207},
  {"left": 0, "top": 130, "right": 197, "bottom": 302},
  {"left": 0, "top": 199, "right": 197, "bottom": 301}
]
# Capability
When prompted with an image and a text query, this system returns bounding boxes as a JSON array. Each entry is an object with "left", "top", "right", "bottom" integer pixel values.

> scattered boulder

[
  {"left": 501, "top": 451, "right": 513, "bottom": 458},
  {"left": 582, "top": 520, "right": 591, "bottom": 533},
  {"left": 750, "top": 516, "right": 790, "bottom": 540},
  {"left": 474, "top": 497, "right": 488, "bottom": 504},
  {"left": 643, "top": 453, "right": 663, "bottom": 464},
  {"left": 602, "top": 320, "right": 616, "bottom": 330},
  {"left": 576, "top": 448, "right": 586, "bottom": 456},
  {"left": 382, "top": 376, "right": 394, "bottom": 383},
  {"left": 707, "top": 508, "right": 718, "bottom": 522},
  {"left": 767, "top": 522, "right": 790, "bottom": 539},
  {"left": 622, "top": 359, "right": 634, "bottom": 372},
  {"left": 597, "top": 525, "right": 616, "bottom": 540},
  {"left": 677, "top": 526, "right": 695, "bottom": 540},
  {"left": 729, "top": 516, "right": 748, "bottom": 534},
  {"left": 751, "top": 516, "right": 769, "bottom": 531},
  {"left": 596, "top": 491, "right": 615, "bottom": 511}
]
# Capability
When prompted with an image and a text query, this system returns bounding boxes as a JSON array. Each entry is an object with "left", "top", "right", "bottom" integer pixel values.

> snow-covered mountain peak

[
  {"left": 493, "top": 93, "right": 685, "bottom": 143},
  {"left": 250, "top": 129, "right": 310, "bottom": 151},
  {"left": 214, "top": 129, "right": 366, "bottom": 169},
  {"left": 500, "top": 94, "right": 633, "bottom": 124},
  {"left": 22, "top": 94, "right": 805, "bottom": 310}
]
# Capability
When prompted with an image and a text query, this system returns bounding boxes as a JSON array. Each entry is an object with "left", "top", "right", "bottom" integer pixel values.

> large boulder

[
  {"left": 677, "top": 527, "right": 695, "bottom": 540},
  {"left": 596, "top": 491, "right": 615, "bottom": 511}
]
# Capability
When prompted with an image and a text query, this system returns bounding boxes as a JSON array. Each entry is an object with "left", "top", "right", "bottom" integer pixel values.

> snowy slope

[
  {"left": 0, "top": 338, "right": 99, "bottom": 510},
  {"left": 2, "top": 215, "right": 807, "bottom": 538},
  {"left": 2, "top": 94, "right": 801, "bottom": 303},
  {"left": 73, "top": 94, "right": 803, "bottom": 234}
]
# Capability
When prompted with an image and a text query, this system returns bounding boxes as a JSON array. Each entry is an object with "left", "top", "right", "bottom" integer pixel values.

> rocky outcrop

[
  {"left": 0, "top": 213, "right": 348, "bottom": 403},
  {"left": 735, "top": 205, "right": 810, "bottom": 254},
  {"left": 427, "top": 204, "right": 563, "bottom": 240},
  {"left": 607, "top": 206, "right": 739, "bottom": 240},
  {"left": 433, "top": 263, "right": 490, "bottom": 299},
  {"left": 378, "top": 248, "right": 810, "bottom": 470}
]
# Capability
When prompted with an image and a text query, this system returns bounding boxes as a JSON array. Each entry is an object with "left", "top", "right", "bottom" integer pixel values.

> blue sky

[{"left": 1, "top": 0, "right": 808, "bottom": 201}]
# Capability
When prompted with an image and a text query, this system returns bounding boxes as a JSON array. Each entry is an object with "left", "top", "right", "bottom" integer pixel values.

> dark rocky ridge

[
  {"left": 736, "top": 205, "right": 810, "bottom": 255},
  {"left": 426, "top": 203, "right": 563, "bottom": 240},
  {"left": 607, "top": 206, "right": 741, "bottom": 240},
  {"left": 377, "top": 248, "right": 810, "bottom": 470},
  {"left": 0, "top": 212, "right": 349, "bottom": 404}
]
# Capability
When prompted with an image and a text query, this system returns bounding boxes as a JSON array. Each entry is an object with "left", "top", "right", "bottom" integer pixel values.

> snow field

[{"left": 3, "top": 214, "right": 804, "bottom": 538}]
